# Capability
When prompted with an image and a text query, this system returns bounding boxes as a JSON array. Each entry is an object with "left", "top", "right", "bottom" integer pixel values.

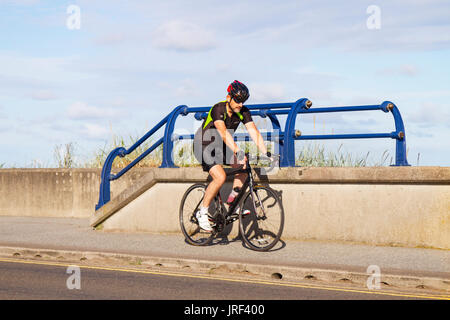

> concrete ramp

[
  {"left": 91, "top": 168, "right": 208, "bottom": 231},
  {"left": 91, "top": 167, "right": 450, "bottom": 250}
]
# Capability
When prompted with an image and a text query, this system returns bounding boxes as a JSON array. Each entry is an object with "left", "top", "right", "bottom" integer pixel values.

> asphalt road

[{"left": 0, "top": 259, "right": 429, "bottom": 301}]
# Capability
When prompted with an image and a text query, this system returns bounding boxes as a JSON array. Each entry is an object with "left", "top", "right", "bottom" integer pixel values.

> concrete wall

[
  {"left": 0, "top": 168, "right": 153, "bottom": 218},
  {"left": 93, "top": 166, "right": 450, "bottom": 249},
  {"left": 1, "top": 167, "right": 449, "bottom": 249},
  {"left": 276, "top": 183, "right": 449, "bottom": 248}
]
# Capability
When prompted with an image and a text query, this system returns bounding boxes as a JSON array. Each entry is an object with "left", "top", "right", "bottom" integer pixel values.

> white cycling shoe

[
  {"left": 235, "top": 208, "right": 250, "bottom": 216},
  {"left": 195, "top": 210, "right": 213, "bottom": 232}
]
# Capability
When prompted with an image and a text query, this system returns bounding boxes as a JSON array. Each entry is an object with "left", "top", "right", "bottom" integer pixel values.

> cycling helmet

[{"left": 227, "top": 80, "right": 250, "bottom": 103}]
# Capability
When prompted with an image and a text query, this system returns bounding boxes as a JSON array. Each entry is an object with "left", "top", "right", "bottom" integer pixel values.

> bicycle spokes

[
  {"left": 179, "top": 184, "right": 215, "bottom": 246},
  {"left": 239, "top": 186, "right": 284, "bottom": 251},
  {"left": 180, "top": 180, "right": 284, "bottom": 252}
]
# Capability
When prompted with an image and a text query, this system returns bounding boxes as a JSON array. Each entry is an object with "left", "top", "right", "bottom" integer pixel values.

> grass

[
  {"left": 54, "top": 143, "right": 76, "bottom": 168},
  {"left": 86, "top": 134, "right": 163, "bottom": 169},
  {"left": 1, "top": 130, "right": 395, "bottom": 169},
  {"left": 296, "top": 142, "right": 393, "bottom": 167},
  {"left": 81, "top": 135, "right": 393, "bottom": 169}
]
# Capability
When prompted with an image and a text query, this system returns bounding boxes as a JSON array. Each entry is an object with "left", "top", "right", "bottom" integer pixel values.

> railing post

[
  {"left": 95, "top": 147, "right": 126, "bottom": 210},
  {"left": 281, "top": 98, "right": 311, "bottom": 167},
  {"left": 266, "top": 112, "right": 283, "bottom": 162},
  {"left": 382, "top": 101, "right": 410, "bottom": 166},
  {"left": 160, "top": 105, "right": 189, "bottom": 168}
]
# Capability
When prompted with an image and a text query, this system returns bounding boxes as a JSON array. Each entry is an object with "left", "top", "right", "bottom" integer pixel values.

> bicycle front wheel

[
  {"left": 239, "top": 185, "right": 284, "bottom": 251},
  {"left": 179, "top": 183, "right": 215, "bottom": 246}
]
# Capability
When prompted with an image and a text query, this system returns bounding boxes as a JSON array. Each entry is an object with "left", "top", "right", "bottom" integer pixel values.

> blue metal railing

[{"left": 95, "top": 98, "right": 409, "bottom": 210}]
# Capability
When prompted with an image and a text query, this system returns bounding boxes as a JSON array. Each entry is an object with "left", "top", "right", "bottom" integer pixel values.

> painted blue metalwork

[
  {"left": 266, "top": 113, "right": 283, "bottom": 159},
  {"left": 95, "top": 146, "right": 126, "bottom": 211},
  {"left": 173, "top": 132, "right": 284, "bottom": 142},
  {"left": 110, "top": 137, "right": 164, "bottom": 181},
  {"left": 281, "top": 98, "right": 312, "bottom": 167},
  {"left": 160, "top": 105, "right": 188, "bottom": 168},
  {"left": 294, "top": 132, "right": 396, "bottom": 140},
  {"left": 96, "top": 98, "right": 409, "bottom": 211},
  {"left": 382, "top": 101, "right": 409, "bottom": 166},
  {"left": 126, "top": 115, "right": 169, "bottom": 155},
  {"left": 95, "top": 114, "right": 169, "bottom": 211},
  {"left": 193, "top": 108, "right": 284, "bottom": 157},
  {"left": 285, "top": 100, "right": 410, "bottom": 167}
]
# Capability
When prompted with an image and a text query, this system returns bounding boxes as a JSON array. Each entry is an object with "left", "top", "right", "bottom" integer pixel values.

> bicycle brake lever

[{"left": 263, "top": 154, "right": 280, "bottom": 174}]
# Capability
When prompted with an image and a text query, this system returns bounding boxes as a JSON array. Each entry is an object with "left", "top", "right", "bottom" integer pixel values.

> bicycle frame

[
  {"left": 210, "top": 158, "right": 258, "bottom": 226},
  {"left": 180, "top": 152, "right": 283, "bottom": 250}
]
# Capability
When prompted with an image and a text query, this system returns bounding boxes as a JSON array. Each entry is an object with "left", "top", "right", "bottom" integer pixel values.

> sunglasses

[{"left": 232, "top": 95, "right": 248, "bottom": 104}]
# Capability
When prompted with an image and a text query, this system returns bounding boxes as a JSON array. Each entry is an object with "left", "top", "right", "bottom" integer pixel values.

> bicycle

[{"left": 179, "top": 153, "right": 284, "bottom": 251}]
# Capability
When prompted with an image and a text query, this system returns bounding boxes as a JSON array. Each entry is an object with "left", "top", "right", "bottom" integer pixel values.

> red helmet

[{"left": 227, "top": 80, "right": 250, "bottom": 103}]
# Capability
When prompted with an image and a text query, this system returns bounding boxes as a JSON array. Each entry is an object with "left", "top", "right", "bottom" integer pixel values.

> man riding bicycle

[{"left": 193, "top": 80, "right": 273, "bottom": 232}]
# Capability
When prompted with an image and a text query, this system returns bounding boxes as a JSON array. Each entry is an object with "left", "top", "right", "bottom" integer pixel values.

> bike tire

[
  {"left": 179, "top": 183, "right": 215, "bottom": 246},
  {"left": 239, "top": 185, "right": 284, "bottom": 251}
]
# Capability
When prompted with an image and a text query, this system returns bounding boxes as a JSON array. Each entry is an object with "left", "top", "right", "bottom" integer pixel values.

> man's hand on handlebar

[
  {"left": 234, "top": 150, "right": 280, "bottom": 172},
  {"left": 266, "top": 152, "right": 280, "bottom": 165},
  {"left": 235, "top": 149, "right": 247, "bottom": 169}
]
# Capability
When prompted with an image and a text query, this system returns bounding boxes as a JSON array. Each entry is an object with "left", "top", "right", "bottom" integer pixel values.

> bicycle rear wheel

[
  {"left": 239, "top": 185, "right": 284, "bottom": 251},
  {"left": 179, "top": 183, "right": 216, "bottom": 246}
]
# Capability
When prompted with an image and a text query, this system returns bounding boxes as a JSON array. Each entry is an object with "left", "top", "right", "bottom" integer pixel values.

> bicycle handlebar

[
  {"left": 225, "top": 153, "right": 279, "bottom": 176},
  {"left": 247, "top": 153, "right": 280, "bottom": 173}
]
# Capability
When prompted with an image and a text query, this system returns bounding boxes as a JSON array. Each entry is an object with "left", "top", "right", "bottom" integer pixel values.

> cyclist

[{"left": 193, "top": 80, "right": 272, "bottom": 231}]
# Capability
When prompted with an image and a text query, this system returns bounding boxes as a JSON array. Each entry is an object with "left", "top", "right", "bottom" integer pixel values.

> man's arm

[
  {"left": 245, "top": 121, "right": 268, "bottom": 155},
  {"left": 214, "top": 120, "right": 240, "bottom": 154}
]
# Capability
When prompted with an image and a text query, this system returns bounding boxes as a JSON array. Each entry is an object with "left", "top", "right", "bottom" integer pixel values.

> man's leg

[
  {"left": 223, "top": 160, "right": 247, "bottom": 205},
  {"left": 230, "top": 162, "right": 247, "bottom": 190},
  {"left": 202, "top": 164, "right": 226, "bottom": 208},
  {"left": 196, "top": 165, "right": 225, "bottom": 232}
]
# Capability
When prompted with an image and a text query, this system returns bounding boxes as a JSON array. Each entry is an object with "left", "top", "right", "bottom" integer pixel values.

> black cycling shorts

[
  {"left": 194, "top": 143, "right": 236, "bottom": 172},
  {"left": 193, "top": 128, "right": 235, "bottom": 172}
]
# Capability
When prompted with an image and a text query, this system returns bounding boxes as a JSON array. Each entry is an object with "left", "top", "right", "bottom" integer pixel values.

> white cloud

[
  {"left": 248, "top": 83, "right": 286, "bottom": 103},
  {"left": 152, "top": 20, "right": 216, "bottom": 52},
  {"left": 30, "top": 90, "right": 58, "bottom": 101},
  {"left": 67, "top": 102, "right": 123, "bottom": 120},
  {"left": 394, "top": 90, "right": 450, "bottom": 100},
  {"left": 377, "top": 65, "right": 419, "bottom": 77},
  {"left": 407, "top": 102, "right": 450, "bottom": 127},
  {"left": 0, "top": 0, "right": 40, "bottom": 5},
  {"left": 231, "top": 1, "right": 450, "bottom": 52},
  {"left": 0, "top": 52, "right": 82, "bottom": 99},
  {"left": 0, "top": 52, "right": 77, "bottom": 79},
  {"left": 93, "top": 32, "right": 128, "bottom": 46},
  {"left": 294, "top": 67, "right": 341, "bottom": 79},
  {"left": 175, "top": 79, "right": 200, "bottom": 97},
  {"left": 80, "top": 123, "right": 109, "bottom": 139}
]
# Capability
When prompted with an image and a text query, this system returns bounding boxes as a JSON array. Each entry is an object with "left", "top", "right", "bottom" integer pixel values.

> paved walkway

[{"left": 0, "top": 216, "right": 448, "bottom": 280}]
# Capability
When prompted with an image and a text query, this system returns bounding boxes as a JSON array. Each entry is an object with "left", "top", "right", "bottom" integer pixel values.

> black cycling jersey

[
  {"left": 193, "top": 101, "right": 253, "bottom": 172},
  {"left": 197, "top": 101, "right": 253, "bottom": 145}
]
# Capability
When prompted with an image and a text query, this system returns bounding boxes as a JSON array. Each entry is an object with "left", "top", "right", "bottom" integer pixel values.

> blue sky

[{"left": 0, "top": 0, "right": 449, "bottom": 167}]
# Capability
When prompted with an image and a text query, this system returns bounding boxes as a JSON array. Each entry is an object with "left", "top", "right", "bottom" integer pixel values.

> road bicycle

[{"left": 179, "top": 154, "right": 284, "bottom": 251}]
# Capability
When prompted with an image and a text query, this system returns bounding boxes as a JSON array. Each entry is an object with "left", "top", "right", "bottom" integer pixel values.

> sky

[{"left": 0, "top": 0, "right": 449, "bottom": 167}]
